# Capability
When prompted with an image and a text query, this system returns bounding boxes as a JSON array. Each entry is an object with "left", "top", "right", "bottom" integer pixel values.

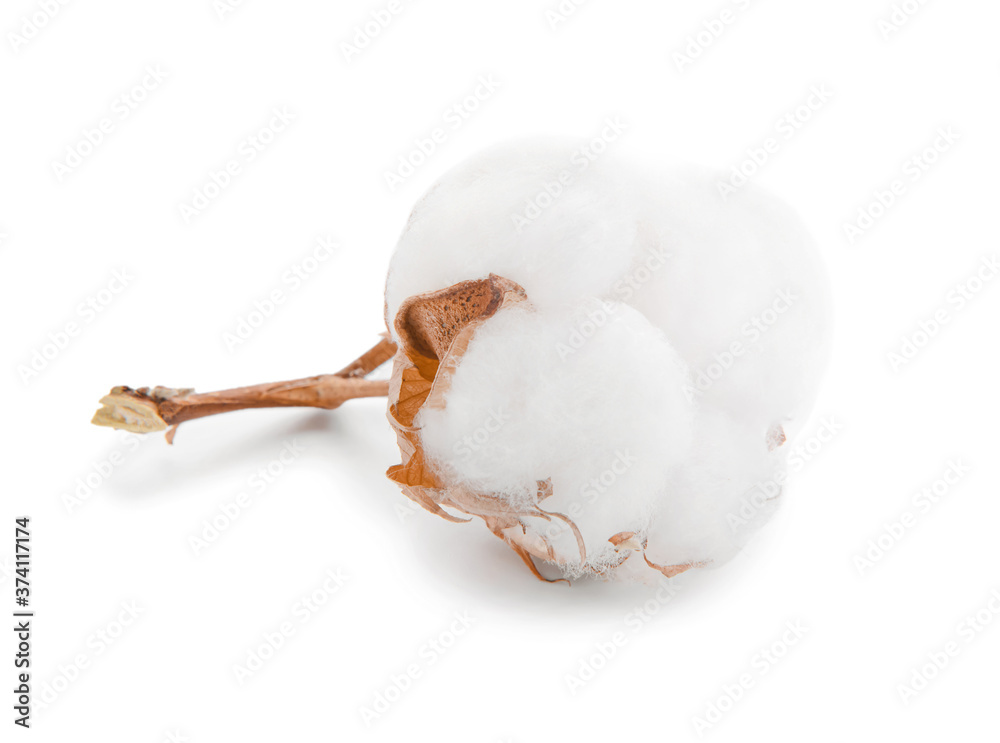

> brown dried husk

[{"left": 385, "top": 274, "right": 703, "bottom": 584}]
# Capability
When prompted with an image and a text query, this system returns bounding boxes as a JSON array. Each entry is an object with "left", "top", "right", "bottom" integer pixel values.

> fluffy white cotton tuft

[
  {"left": 385, "top": 139, "right": 641, "bottom": 324},
  {"left": 385, "top": 138, "right": 831, "bottom": 581},
  {"left": 416, "top": 300, "right": 696, "bottom": 572}
]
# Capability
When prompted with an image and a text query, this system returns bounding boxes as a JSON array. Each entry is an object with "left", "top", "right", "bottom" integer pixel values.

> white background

[{"left": 2, "top": 0, "right": 999, "bottom": 740}]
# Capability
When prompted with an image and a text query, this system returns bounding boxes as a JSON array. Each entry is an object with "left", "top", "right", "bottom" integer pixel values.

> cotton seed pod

[{"left": 383, "top": 139, "right": 831, "bottom": 583}]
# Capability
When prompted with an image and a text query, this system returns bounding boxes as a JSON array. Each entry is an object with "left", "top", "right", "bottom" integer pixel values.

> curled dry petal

[
  {"left": 643, "top": 554, "right": 707, "bottom": 580},
  {"left": 766, "top": 424, "right": 787, "bottom": 452}
]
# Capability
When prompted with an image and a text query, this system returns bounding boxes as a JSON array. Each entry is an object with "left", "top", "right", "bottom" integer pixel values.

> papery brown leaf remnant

[
  {"left": 609, "top": 531, "right": 644, "bottom": 551},
  {"left": 385, "top": 275, "right": 535, "bottom": 530},
  {"left": 385, "top": 275, "right": 580, "bottom": 581},
  {"left": 766, "top": 424, "right": 787, "bottom": 452},
  {"left": 384, "top": 274, "right": 704, "bottom": 584},
  {"left": 643, "top": 554, "right": 707, "bottom": 580},
  {"left": 607, "top": 532, "right": 703, "bottom": 579}
]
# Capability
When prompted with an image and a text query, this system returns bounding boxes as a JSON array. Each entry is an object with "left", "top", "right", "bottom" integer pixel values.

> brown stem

[
  {"left": 91, "top": 335, "right": 397, "bottom": 440},
  {"left": 334, "top": 334, "right": 398, "bottom": 378}
]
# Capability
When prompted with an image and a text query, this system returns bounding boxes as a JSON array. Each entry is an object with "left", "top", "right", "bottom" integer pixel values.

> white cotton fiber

[
  {"left": 384, "top": 138, "right": 641, "bottom": 323},
  {"left": 642, "top": 409, "right": 785, "bottom": 569},
  {"left": 416, "top": 299, "right": 695, "bottom": 573},
  {"left": 385, "top": 139, "right": 831, "bottom": 581}
]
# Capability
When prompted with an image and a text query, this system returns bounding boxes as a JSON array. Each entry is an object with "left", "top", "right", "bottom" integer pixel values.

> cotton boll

[
  {"left": 384, "top": 138, "right": 831, "bottom": 583},
  {"left": 384, "top": 138, "right": 641, "bottom": 330}
]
